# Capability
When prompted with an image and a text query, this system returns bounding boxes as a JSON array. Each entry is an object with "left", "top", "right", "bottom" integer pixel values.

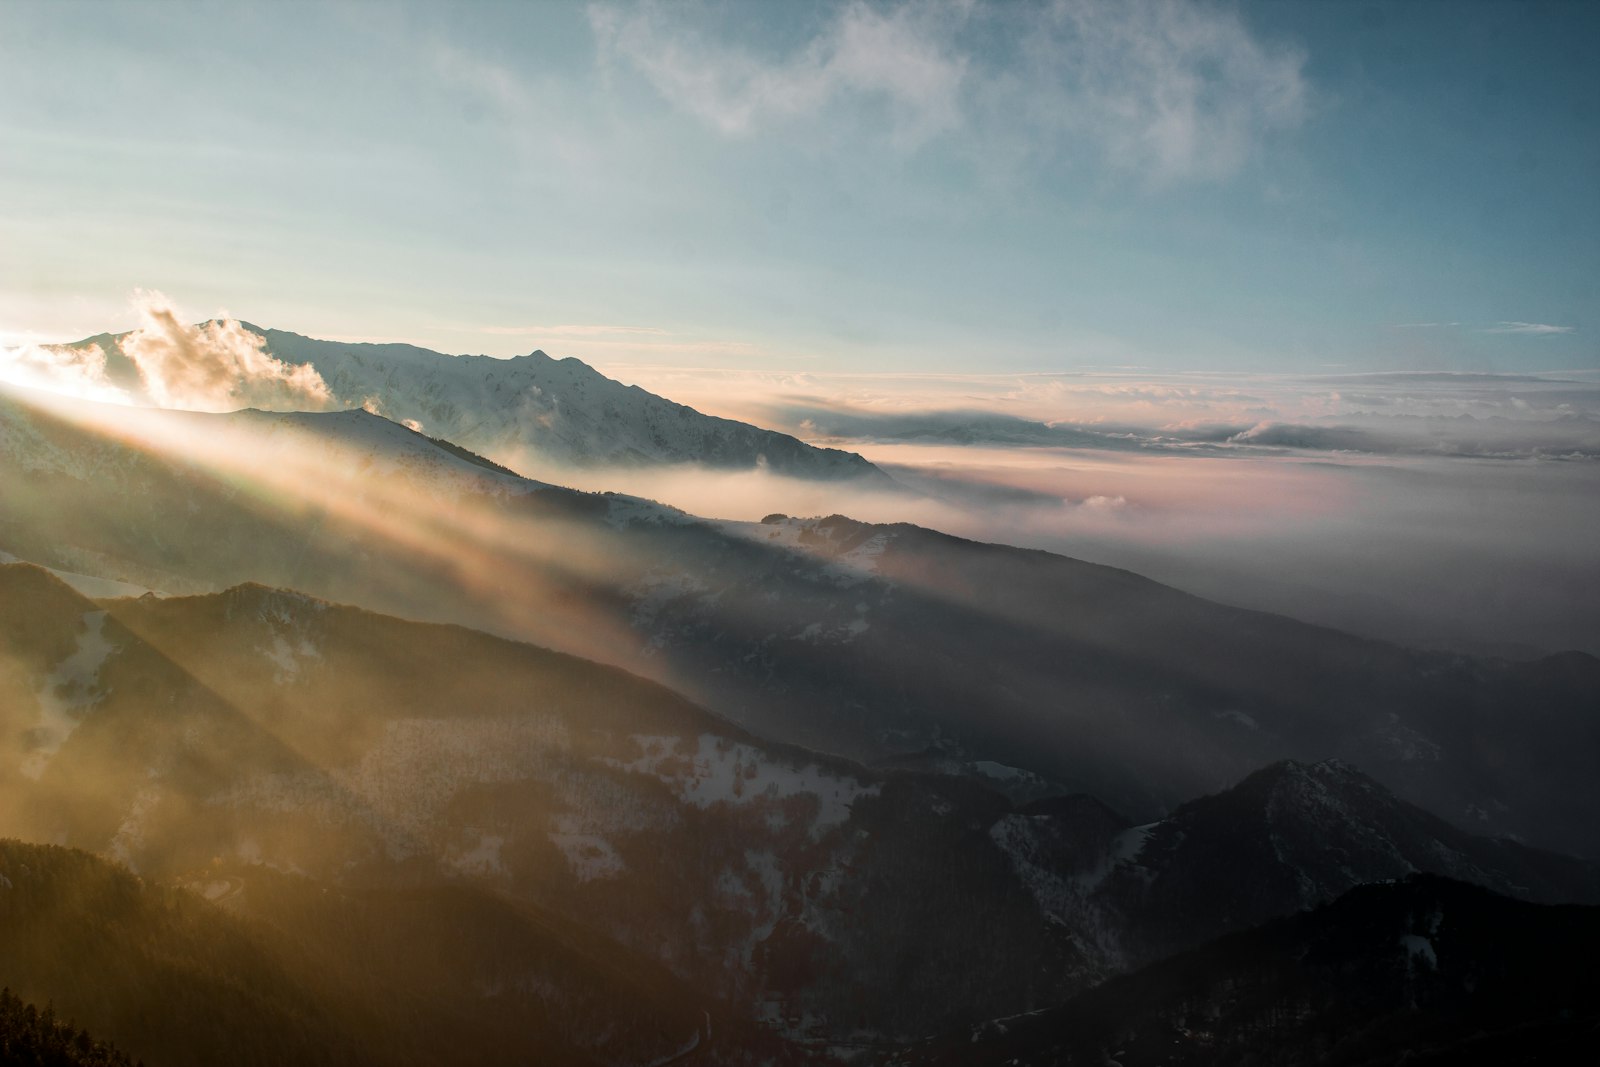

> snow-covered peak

[{"left": 71, "top": 324, "right": 895, "bottom": 484}]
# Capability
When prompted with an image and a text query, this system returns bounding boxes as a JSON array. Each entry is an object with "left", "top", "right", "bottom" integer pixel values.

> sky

[
  {"left": 1, "top": 0, "right": 1596, "bottom": 376},
  {"left": 2, "top": 1, "right": 1598, "bottom": 658}
]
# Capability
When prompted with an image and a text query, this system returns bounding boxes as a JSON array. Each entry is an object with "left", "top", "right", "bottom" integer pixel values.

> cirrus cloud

[
  {"left": 1481, "top": 321, "right": 1575, "bottom": 336},
  {"left": 590, "top": 0, "right": 968, "bottom": 146},
  {"left": 588, "top": 0, "right": 1309, "bottom": 181}
]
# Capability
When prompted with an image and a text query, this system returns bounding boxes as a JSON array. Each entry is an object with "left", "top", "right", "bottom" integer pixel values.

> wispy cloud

[
  {"left": 1481, "top": 321, "right": 1575, "bottom": 336},
  {"left": 1388, "top": 320, "right": 1574, "bottom": 336},
  {"left": 555, "top": 338, "right": 761, "bottom": 355},
  {"left": 587, "top": 0, "right": 1309, "bottom": 181},
  {"left": 589, "top": 0, "right": 967, "bottom": 147},
  {"left": 481, "top": 324, "right": 669, "bottom": 337},
  {"left": 1013, "top": 0, "right": 1309, "bottom": 182}
]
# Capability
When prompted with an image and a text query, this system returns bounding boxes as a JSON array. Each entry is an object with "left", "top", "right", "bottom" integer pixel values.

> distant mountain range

[{"left": 60, "top": 324, "right": 896, "bottom": 484}]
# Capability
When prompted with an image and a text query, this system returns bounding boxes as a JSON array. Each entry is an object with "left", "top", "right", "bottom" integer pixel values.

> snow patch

[
  {"left": 453, "top": 832, "right": 508, "bottom": 877},
  {"left": 793, "top": 616, "right": 871, "bottom": 645},
  {"left": 260, "top": 632, "right": 322, "bottom": 684},
  {"left": 549, "top": 814, "right": 625, "bottom": 881},
  {"left": 973, "top": 760, "right": 1031, "bottom": 782},
  {"left": 600, "top": 733, "right": 878, "bottom": 839},
  {"left": 1401, "top": 933, "right": 1437, "bottom": 968}
]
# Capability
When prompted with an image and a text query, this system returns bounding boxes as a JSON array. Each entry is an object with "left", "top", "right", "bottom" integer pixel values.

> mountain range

[
  {"left": 58, "top": 325, "right": 895, "bottom": 485},
  {"left": 3, "top": 323, "right": 1599, "bottom": 1064},
  {"left": 2, "top": 558, "right": 1596, "bottom": 1058},
  {"left": 3, "top": 382, "right": 1596, "bottom": 861}
]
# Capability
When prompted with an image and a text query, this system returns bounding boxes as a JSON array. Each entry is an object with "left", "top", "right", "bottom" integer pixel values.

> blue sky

[{"left": 1, "top": 0, "right": 1595, "bottom": 374}]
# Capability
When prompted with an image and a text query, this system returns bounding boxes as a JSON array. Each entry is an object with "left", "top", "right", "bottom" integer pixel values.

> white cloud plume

[{"left": 120, "top": 291, "right": 338, "bottom": 413}]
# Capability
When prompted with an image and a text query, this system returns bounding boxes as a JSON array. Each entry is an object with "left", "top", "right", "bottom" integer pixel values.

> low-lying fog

[{"left": 570, "top": 364, "right": 1600, "bottom": 659}]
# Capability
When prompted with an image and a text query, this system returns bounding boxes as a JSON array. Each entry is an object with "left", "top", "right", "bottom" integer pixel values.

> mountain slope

[
  {"left": 0, "top": 565, "right": 757, "bottom": 1062},
  {"left": 7, "top": 552, "right": 1592, "bottom": 1051},
  {"left": 0, "top": 560, "right": 333, "bottom": 874},
  {"left": 90, "top": 579, "right": 1600, "bottom": 1047},
  {"left": 100, "top": 579, "right": 1095, "bottom": 1046},
  {"left": 0, "top": 838, "right": 368, "bottom": 1067},
  {"left": 64, "top": 323, "right": 896, "bottom": 484},
  {"left": 989, "top": 759, "right": 1599, "bottom": 973},
  {"left": 0, "top": 838, "right": 710, "bottom": 1067},
  {"left": 3, "top": 384, "right": 1597, "bottom": 863}
]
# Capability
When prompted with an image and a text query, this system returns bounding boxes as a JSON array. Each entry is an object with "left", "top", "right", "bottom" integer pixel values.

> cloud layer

[{"left": 572, "top": 362, "right": 1600, "bottom": 656}]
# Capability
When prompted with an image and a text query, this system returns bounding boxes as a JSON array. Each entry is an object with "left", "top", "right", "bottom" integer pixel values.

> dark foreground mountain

[
  {"left": 0, "top": 838, "right": 369, "bottom": 1067},
  {"left": 3, "top": 385, "right": 1595, "bottom": 863},
  {"left": 4, "top": 562, "right": 1594, "bottom": 1054},
  {"left": 0, "top": 987, "right": 135, "bottom": 1067},
  {"left": 61, "top": 323, "right": 895, "bottom": 485},
  {"left": 0, "top": 837, "right": 718, "bottom": 1067},
  {"left": 894, "top": 875, "right": 1600, "bottom": 1067}
]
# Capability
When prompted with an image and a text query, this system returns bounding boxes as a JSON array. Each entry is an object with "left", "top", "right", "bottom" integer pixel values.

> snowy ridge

[{"left": 75, "top": 324, "right": 893, "bottom": 482}]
